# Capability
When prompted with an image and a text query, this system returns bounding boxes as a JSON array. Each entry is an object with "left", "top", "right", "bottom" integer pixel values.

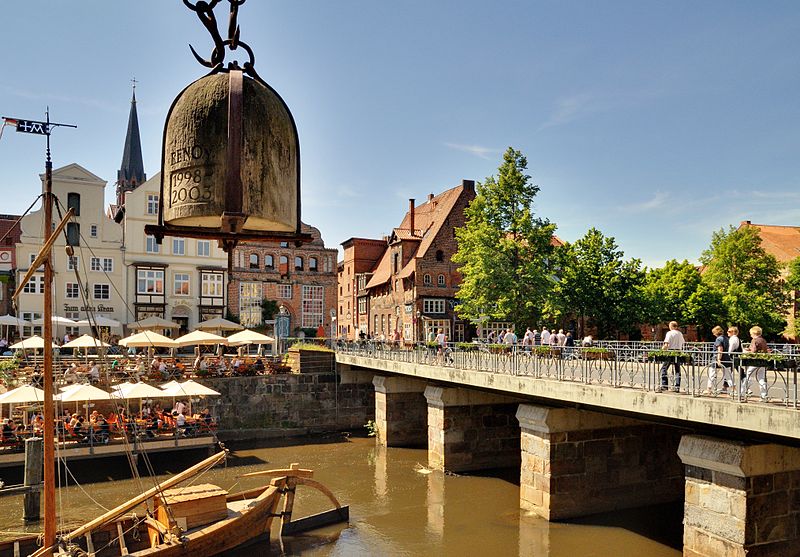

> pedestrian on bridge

[
  {"left": 740, "top": 326, "right": 770, "bottom": 402},
  {"left": 660, "top": 321, "right": 685, "bottom": 391}
]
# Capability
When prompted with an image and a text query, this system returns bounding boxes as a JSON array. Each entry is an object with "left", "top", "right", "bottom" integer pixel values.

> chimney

[
  {"left": 741, "top": 220, "right": 752, "bottom": 227},
  {"left": 428, "top": 193, "right": 434, "bottom": 202},
  {"left": 461, "top": 179, "right": 475, "bottom": 192},
  {"left": 409, "top": 199, "right": 415, "bottom": 236}
]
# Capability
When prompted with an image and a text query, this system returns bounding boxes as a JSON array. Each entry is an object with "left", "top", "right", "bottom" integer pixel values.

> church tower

[{"left": 116, "top": 83, "right": 146, "bottom": 207}]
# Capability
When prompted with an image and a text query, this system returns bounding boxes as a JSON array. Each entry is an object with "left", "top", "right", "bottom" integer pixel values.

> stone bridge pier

[
  {"left": 516, "top": 404, "right": 685, "bottom": 520},
  {"left": 425, "top": 386, "right": 521, "bottom": 473},
  {"left": 372, "top": 375, "right": 428, "bottom": 447}
]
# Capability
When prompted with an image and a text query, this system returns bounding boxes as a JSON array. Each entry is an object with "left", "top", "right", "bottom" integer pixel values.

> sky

[{"left": 1, "top": 1, "right": 799, "bottom": 268}]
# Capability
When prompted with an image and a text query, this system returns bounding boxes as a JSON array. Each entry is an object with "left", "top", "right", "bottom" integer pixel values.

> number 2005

[{"left": 169, "top": 169, "right": 212, "bottom": 204}]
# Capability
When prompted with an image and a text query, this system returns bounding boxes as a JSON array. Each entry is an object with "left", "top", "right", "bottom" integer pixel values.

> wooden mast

[{"left": 41, "top": 111, "right": 56, "bottom": 556}]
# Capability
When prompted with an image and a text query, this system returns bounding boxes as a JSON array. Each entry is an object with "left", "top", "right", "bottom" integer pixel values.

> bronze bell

[{"left": 160, "top": 69, "right": 300, "bottom": 236}]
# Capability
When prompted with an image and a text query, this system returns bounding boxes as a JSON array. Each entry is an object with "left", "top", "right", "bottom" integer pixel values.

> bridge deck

[{"left": 337, "top": 347, "right": 800, "bottom": 442}]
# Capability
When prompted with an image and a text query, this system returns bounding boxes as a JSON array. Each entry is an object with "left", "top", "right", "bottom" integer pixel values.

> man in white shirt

[
  {"left": 541, "top": 328, "right": 551, "bottom": 346},
  {"left": 556, "top": 329, "right": 566, "bottom": 346},
  {"left": 660, "top": 321, "right": 686, "bottom": 391}
]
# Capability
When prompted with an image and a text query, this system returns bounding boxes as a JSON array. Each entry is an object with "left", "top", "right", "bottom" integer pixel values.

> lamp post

[{"left": 329, "top": 309, "right": 336, "bottom": 348}]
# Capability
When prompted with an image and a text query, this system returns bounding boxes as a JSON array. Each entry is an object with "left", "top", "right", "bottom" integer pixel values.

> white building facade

[
  {"left": 122, "top": 173, "right": 228, "bottom": 334},
  {"left": 16, "top": 164, "right": 126, "bottom": 337}
]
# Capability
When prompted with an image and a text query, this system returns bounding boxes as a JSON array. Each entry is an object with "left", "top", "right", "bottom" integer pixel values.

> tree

[
  {"left": 551, "top": 228, "right": 644, "bottom": 338},
  {"left": 700, "top": 226, "right": 788, "bottom": 338},
  {"left": 784, "top": 257, "right": 800, "bottom": 338},
  {"left": 453, "top": 147, "right": 556, "bottom": 331}
]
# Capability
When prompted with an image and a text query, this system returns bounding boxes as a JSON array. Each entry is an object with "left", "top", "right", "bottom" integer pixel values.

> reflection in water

[{"left": 0, "top": 436, "right": 681, "bottom": 556}]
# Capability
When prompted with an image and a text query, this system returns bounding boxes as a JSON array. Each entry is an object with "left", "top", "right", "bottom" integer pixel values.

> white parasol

[
  {"left": 174, "top": 330, "right": 228, "bottom": 347},
  {"left": 226, "top": 329, "right": 276, "bottom": 345},
  {"left": 118, "top": 331, "right": 177, "bottom": 348},
  {"left": 10, "top": 335, "right": 56, "bottom": 350}
]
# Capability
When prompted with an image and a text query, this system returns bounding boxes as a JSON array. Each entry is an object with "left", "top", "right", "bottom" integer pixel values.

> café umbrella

[
  {"left": 112, "top": 381, "right": 167, "bottom": 415},
  {"left": 174, "top": 330, "right": 228, "bottom": 347},
  {"left": 55, "top": 384, "right": 112, "bottom": 420},
  {"left": 196, "top": 317, "right": 243, "bottom": 333},
  {"left": 75, "top": 316, "right": 123, "bottom": 329},
  {"left": 0, "top": 385, "right": 47, "bottom": 423},
  {"left": 118, "top": 331, "right": 177, "bottom": 348},
  {"left": 160, "top": 380, "right": 220, "bottom": 415},
  {"left": 128, "top": 316, "right": 181, "bottom": 331},
  {"left": 9, "top": 335, "right": 56, "bottom": 350}
]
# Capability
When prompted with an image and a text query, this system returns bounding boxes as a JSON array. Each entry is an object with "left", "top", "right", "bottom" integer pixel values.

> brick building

[
  {"left": 228, "top": 223, "right": 338, "bottom": 335},
  {"left": 0, "top": 215, "right": 22, "bottom": 316},
  {"left": 337, "top": 180, "right": 476, "bottom": 342}
]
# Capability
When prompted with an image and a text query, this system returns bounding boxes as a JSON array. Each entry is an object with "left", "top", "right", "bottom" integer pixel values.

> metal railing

[{"left": 335, "top": 341, "right": 800, "bottom": 409}]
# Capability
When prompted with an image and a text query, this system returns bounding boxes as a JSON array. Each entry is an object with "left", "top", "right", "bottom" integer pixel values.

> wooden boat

[{"left": 15, "top": 453, "right": 348, "bottom": 557}]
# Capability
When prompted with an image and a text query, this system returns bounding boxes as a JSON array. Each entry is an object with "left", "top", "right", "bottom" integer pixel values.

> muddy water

[{"left": 0, "top": 436, "right": 681, "bottom": 556}]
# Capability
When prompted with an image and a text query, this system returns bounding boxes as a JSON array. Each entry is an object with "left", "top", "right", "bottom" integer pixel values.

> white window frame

[
  {"left": 93, "top": 283, "right": 110, "bottom": 300},
  {"left": 201, "top": 273, "right": 223, "bottom": 297},
  {"left": 173, "top": 273, "right": 190, "bottom": 296},
  {"left": 146, "top": 194, "right": 159, "bottom": 215},
  {"left": 423, "top": 273, "right": 432, "bottom": 285},
  {"left": 23, "top": 274, "right": 44, "bottom": 294},
  {"left": 197, "top": 240, "right": 210, "bottom": 257},
  {"left": 137, "top": 269, "right": 164, "bottom": 295},
  {"left": 438, "top": 274, "right": 446, "bottom": 287},
  {"left": 22, "top": 311, "right": 42, "bottom": 337},
  {"left": 145, "top": 235, "right": 160, "bottom": 254},
  {"left": 90, "top": 257, "right": 101, "bottom": 272},
  {"left": 67, "top": 255, "right": 79, "bottom": 271},
  {"left": 239, "top": 282, "right": 262, "bottom": 327},
  {"left": 65, "top": 282, "right": 80, "bottom": 299},
  {"left": 278, "top": 284, "right": 292, "bottom": 299},
  {"left": 103, "top": 258, "right": 113, "bottom": 273},
  {"left": 423, "top": 298, "right": 446, "bottom": 314},
  {"left": 172, "top": 238, "right": 185, "bottom": 256},
  {"left": 90, "top": 224, "right": 98, "bottom": 238},
  {"left": 301, "top": 285, "right": 324, "bottom": 328}
]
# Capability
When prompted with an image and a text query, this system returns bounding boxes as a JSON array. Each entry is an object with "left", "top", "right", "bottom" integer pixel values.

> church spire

[{"left": 116, "top": 79, "right": 146, "bottom": 206}]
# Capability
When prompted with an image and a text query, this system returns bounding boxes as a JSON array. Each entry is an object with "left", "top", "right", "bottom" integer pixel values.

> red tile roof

[{"left": 739, "top": 222, "right": 800, "bottom": 263}]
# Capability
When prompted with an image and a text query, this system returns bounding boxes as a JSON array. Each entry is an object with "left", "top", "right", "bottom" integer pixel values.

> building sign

[
  {"left": 15, "top": 119, "right": 50, "bottom": 135},
  {"left": 63, "top": 304, "right": 114, "bottom": 313}
]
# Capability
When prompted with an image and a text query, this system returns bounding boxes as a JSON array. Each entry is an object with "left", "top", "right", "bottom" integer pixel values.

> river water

[{"left": 0, "top": 435, "right": 681, "bottom": 556}]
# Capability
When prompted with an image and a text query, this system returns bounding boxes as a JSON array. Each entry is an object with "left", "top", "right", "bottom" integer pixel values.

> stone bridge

[{"left": 336, "top": 344, "right": 800, "bottom": 557}]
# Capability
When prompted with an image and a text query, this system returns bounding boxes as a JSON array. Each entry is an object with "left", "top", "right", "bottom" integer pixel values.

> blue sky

[{"left": 1, "top": 1, "right": 798, "bottom": 267}]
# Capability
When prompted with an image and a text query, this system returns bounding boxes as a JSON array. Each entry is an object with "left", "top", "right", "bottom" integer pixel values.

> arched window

[
  {"left": 249, "top": 254, "right": 259, "bottom": 269},
  {"left": 438, "top": 274, "right": 446, "bottom": 287},
  {"left": 423, "top": 273, "right": 431, "bottom": 285},
  {"left": 294, "top": 256, "right": 303, "bottom": 271},
  {"left": 309, "top": 257, "right": 318, "bottom": 271},
  {"left": 435, "top": 250, "right": 444, "bottom": 262},
  {"left": 67, "top": 192, "right": 81, "bottom": 216},
  {"left": 280, "top": 255, "right": 288, "bottom": 265},
  {"left": 264, "top": 254, "right": 274, "bottom": 269}
]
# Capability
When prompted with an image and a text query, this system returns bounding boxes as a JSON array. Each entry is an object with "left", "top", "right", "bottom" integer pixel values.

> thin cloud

[
  {"left": 619, "top": 191, "right": 668, "bottom": 213},
  {"left": 1, "top": 84, "right": 118, "bottom": 113},
  {"left": 444, "top": 143, "right": 499, "bottom": 160},
  {"left": 538, "top": 93, "right": 594, "bottom": 130}
]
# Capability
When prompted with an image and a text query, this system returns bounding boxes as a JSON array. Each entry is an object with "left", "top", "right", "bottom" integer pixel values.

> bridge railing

[{"left": 335, "top": 341, "right": 799, "bottom": 409}]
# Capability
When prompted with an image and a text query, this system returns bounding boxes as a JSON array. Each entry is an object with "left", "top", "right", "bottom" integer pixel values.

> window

[
  {"left": 146, "top": 194, "right": 159, "bottom": 215},
  {"left": 358, "top": 298, "right": 367, "bottom": 315},
  {"left": 201, "top": 273, "right": 223, "bottom": 297},
  {"left": 294, "top": 256, "right": 303, "bottom": 271},
  {"left": 423, "top": 298, "right": 446, "bottom": 314},
  {"left": 423, "top": 273, "right": 432, "bottom": 285},
  {"left": 280, "top": 242, "right": 289, "bottom": 248},
  {"left": 174, "top": 273, "right": 190, "bottom": 296},
  {"left": 280, "top": 255, "right": 288, "bottom": 266},
  {"left": 172, "top": 238, "right": 185, "bottom": 256},
  {"left": 146, "top": 235, "right": 159, "bottom": 254},
  {"left": 66, "top": 222, "right": 80, "bottom": 246},
  {"left": 249, "top": 254, "right": 259, "bottom": 269},
  {"left": 424, "top": 319, "right": 451, "bottom": 342},
  {"left": 197, "top": 240, "right": 210, "bottom": 257},
  {"left": 67, "top": 192, "right": 81, "bottom": 216},
  {"left": 373, "top": 314, "right": 378, "bottom": 334},
  {"left": 239, "top": 282, "right": 262, "bottom": 327},
  {"left": 67, "top": 256, "right": 79, "bottom": 271},
  {"left": 65, "top": 283, "right": 80, "bottom": 299},
  {"left": 91, "top": 257, "right": 101, "bottom": 272},
  {"left": 278, "top": 284, "right": 292, "bottom": 299},
  {"left": 309, "top": 257, "right": 318, "bottom": 272},
  {"left": 103, "top": 258, "right": 113, "bottom": 272},
  {"left": 22, "top": 312, "right": 42, "bottom": 337},
  {"left": 93, "top": 283, "right": 110, "bottom": 300},
  {"left": 90, "top": 224, "right": 98, "bottom": 238},
  {"left": 23, "top": 275, "right": 44, "bottom": 294},
  {"left": 264, "top": 255, "right": 274, "bottom": 269},
  {"left": 438, "top": 274, "right": 446, "bottom": 287},
  {"left": 301, "top": 285, "right": 324, "bottom": 327},
  {"left": 137, "top": 269, "right": 164, "bottom": 294},
  {"left": 436, "top": 250, "right": 444, "bottom": 262},
  {"left": 28, "top": 253, "right": 43, "bottom": 271}
]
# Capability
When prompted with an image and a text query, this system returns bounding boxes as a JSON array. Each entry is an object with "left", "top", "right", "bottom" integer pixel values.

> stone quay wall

[{"left": 200, "top": 372, "right": 375, "bottom": 441}]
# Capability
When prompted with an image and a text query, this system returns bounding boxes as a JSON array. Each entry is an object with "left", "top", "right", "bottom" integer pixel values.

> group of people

[
  {"left": 659, "top": 320, "right": 773, "bottom": 401},
  {"left": 485, "top": 327, "right": 587, "bottom": 349}
]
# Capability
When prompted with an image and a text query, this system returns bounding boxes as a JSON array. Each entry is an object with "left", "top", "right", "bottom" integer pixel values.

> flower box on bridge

[
  {"left": 646, "top": 351, "right": 693, "bottom": 364},
  {"left": 735, "top": 354, "right": 798, "bottom": 370},
  {"left": 582, "top": 348, "right": 615, "bottom": 361}
]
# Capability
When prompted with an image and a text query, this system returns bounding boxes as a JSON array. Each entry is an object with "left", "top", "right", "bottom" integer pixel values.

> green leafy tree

[
  {"left": 783, "top": 256, "right": 800, "bottom": 338},
  {"left": 700, "top": 226, "right": 788, "bottom": 338},
  {"left": 453, "top": 147, "right": 556, "bottom": 330},
  {"left": 551, "top": 228, "right": 644, "bottom": 338}
]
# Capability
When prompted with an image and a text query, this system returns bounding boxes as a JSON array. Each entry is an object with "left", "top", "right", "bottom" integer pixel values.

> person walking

[
  {"left": 727, "top": 326, "right": 743, "bottom": 392},
  {"left": 740, "top": 326, "right": 770, "bottom": 402},
  {"left": 660, "top": 321, "right": 685, "bottom": 391},
  {"left": 705, "top": 326, "right": 731, "bottom": 395}
]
